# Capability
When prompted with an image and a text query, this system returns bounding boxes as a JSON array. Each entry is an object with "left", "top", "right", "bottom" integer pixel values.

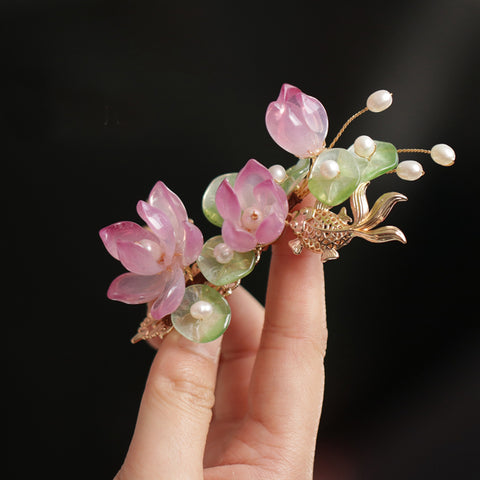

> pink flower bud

[{"left": 265, "top": 83, "right": 329, "bottom": 158}]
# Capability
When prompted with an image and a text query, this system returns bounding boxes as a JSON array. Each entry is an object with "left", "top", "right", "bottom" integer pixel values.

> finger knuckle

[{"left": 147, "top": 365, "right": 216, "bottom": 414}]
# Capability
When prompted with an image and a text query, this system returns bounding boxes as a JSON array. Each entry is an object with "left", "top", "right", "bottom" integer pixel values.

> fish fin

[
  {"left": 320, "top": 248, "right": 340, "bottom": 262},
  {"left": 356, "top": 192, "right": 407, "bottom": 230},
  {"left": 289, "top": 238, "right": 304, "bottom": 255},
  {"left": 314, "top": 201, "right": 330, "bottom": 211},
  {"left": 337, "top": 206, "right": 352, "bottom": 223},
  {"left": 353, "top": 226, "right": 407, "bottom": 244},
  {"left": 350, "top": 181, "right": 370, "bottom": 224}
]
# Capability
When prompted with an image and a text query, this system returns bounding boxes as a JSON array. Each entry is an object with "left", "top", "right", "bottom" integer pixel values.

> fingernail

[{"left": 172, "top": 331, "right": 222, "bottom": 361}]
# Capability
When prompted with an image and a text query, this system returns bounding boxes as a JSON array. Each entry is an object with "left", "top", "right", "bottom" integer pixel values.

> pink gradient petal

[
  {"left": 265, "top": 84, "right": 328, "bottom": 158},
  {"left": 136, "top": 201, "right": 175, "bottom": 262},
  {"left": 147, "top": 181, "right": 188, "bottom": 234},
  {"left": 150, "top": 266, "right": 186, "bottom": 320},
  {"left": 181, "top": 220, "right": 203, "bottom": 266},
  {"left": 253, "top": 179, "right": 289, "bottom": 218},
  {"left": 221, "top": 219, "right": 257, "bottom": 253},
  {"left": 107, "top": 272, "right": 167, "bottom": 304},
  {"left": 116, "top": 240, "right": 164, "bottom": 275},
  {"left": 215, "top": 178, "right": 242, "bottom": 222},
  {"left": 234, "top": 159, "right": 273, "bottom": 209},
  {"left": 279, "top": 83, "right": 302, "bottom": 102},
  {"left": 255, "top": 212, "right": 286, "bottom": 245},
  {"left": 99, "top": 221, "right": 157, "bottom": 260}
]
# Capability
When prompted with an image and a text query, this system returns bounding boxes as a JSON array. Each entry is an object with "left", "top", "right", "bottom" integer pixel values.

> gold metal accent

[
  {"left": 287, "top": 182, "right": 407, "bottom": 262},
  {"left": 397, "top": 148, "right": 431, "bottom": 154},
  {"left": 131, "top": 310, "right": 173, "bottom": 344},
  {"left": 328, "top": 107, "right": 369, "bottom": 149}
]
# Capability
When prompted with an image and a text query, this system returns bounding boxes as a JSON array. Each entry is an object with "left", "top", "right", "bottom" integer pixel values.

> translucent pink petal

[
  {"left": 234, "top": 159, "right": 272, "bottom": 209},
  {"left": 253, "top": 179, "right": 289, "bottom": 218},
  {"left": 279, "top": 83, "right": 302, "bottom": 102},
  {"left": 265, "top": 84, "right": 328, "bottom": 158},
  {"left": 181, "top": 220, "right": 203, "bottom": 266},
  {"left": 215, "top": 178, "right": 241, "bottom": 222},
  {"left": 99, "top": 221, "right": 157, "bottom": 260},
  {"left": 150, "top": 266, "right": 186, "bottom": 320},
  {"left": 147, "top": 181, "right": 188, "bottom": 235},
  {"left": 136, "top": 201, "right": 175, "bottom": 263},
  {"left": 221, "top": 219, "right": 257, "bottom": 252},
  {"left": 255, "top": 212, "right": 286, "bottom": 245},
  {"left": 107, "top": 272, "right": 167, "bottom": 304},
  {"left": 116, "top": 240, "right": 164, "bottom": 275}
]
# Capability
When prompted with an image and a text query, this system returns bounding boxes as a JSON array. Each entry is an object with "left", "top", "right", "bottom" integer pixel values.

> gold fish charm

[{"left": 287, "top": 182, "right": 407, "bottom": 262}]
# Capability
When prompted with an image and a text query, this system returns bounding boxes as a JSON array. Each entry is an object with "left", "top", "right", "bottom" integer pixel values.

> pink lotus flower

[
  {"left": 265, "top": 83, "right": 329, "bottom": 158},
  {"left": 100, "top": 182, "right": 203, "bottom": 320},
  {"left": 215, "top": 159, "right": 288, "bottom": 252}
]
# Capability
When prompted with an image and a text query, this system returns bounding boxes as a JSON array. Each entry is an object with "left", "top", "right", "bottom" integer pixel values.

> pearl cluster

[{"left": 396, "top": 144, "right": 455, "bottom": 181}]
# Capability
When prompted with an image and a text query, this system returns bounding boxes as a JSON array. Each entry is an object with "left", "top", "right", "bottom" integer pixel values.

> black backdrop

[{"left": 6, "top": 1, "right": 479, "bottom": 479}]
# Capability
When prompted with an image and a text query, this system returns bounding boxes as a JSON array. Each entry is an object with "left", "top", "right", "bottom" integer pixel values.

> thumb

[{"left": 117, "top": 330, "right": 222, "bottom": 480}]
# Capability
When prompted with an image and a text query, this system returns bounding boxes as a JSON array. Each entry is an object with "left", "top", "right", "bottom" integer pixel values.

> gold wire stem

[
  {"left": 328, "top": 107, "right": 369, "bottom": 149},
  {"left": 397, "top": 148, "right": 431, "bottom": 154}
]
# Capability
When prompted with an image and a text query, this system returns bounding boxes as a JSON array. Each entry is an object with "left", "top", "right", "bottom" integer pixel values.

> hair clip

[{"left": 100, "top": 84, "right": 455, "bottom": 344}]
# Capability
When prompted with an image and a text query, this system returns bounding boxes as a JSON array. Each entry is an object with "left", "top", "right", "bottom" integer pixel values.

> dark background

[{"left": 6, "top": 0, "right": 479, "bottom": 478}]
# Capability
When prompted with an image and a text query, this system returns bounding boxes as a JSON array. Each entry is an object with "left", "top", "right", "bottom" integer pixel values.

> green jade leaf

[
  {"left": 281, "top": 157, "right": 311, "bottom": 195},
  {"left": 171, "top": 284, "right": 231, "bottom": 343},
  {"left": 308, "top": 148, "right": 361, "bottom": 206},
  {"left": 348, "top": 140, "right": 398, "bottom": 182},
  {"left": 202, "top": 173, "right": 237, "bottom": 227},
  {"left": 197, "top": 235, "right": 256, "bottom": 286}
]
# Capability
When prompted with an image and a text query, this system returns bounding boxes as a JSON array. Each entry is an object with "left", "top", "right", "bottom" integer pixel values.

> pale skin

[{"left": 114, "top": 199, "right": 328, "bottom": 480}]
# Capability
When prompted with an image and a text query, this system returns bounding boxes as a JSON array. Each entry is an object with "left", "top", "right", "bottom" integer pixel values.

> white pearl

[
  {"left": 213, "top": 242, "right": 234, "bottom": 264},
  {"left": 430, "top": 143, "right": 455, "bottom": 166},
  {"left": 318, "top": 159, "right": 340, "bottom": 179},
  {"left": 190, "top": 300, "right": 213, "bottom": 320},
  {"left": 268, "top": 164, "right": 287, "bottom": 183},
  {"left": 396, "top": 160, "right": 424, "bottom": 181},
  {"left": 241, "top": 207, "right": 263, "bottom": 232},
  {"left": 354, "top": 135, "right": 376, "bottom": 158},
  {"left": 366, "top": 90, "right": 393, "bottom": 113}
]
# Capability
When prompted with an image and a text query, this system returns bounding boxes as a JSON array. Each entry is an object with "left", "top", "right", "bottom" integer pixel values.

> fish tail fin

[
  {"left": 352, "top": 226, "right": 407, "bottom": 244},
  {"left": 356, "top": 192, "right": 407, "bottom": 230}
]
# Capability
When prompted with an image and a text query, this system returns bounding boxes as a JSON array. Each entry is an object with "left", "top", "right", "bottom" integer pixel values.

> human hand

[{"left": 114, "top": 212, "right": 328, "bottom": 480}]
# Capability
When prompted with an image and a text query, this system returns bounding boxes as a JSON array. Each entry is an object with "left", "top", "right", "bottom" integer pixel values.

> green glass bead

[
  {"left": 197, "top": 235, "right": 256, "bottom": 286},
  {"left": 308, "top": 148, "right": 361, "bottom": 206},
  {"left": 202, "top": 173, "right": 237, "bottom": 227},
  {"left": 281, "top": 157, "right": 311, "bottom": 195},
  {"left": 348, "top": 140, "right": 398, "bottom": 182},
  {"left": 171, "top": 284, "right": 231, "bottom": 343}
]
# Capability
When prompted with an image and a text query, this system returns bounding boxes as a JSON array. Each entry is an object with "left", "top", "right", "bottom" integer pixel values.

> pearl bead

[
  {"left": 366, "top": 90, "right": 393, "bottom": 113},
  {"left": 268, "top": 164, "right": 287, "bottom": 183},
  {"left": 354, "top": 135, "right": 376, "bottom": 158},
  {"left": 396, "top": 160, "right": 424, "bottom": 181},
  {"left": 190, "top": 300, "right": 213, "bottom": 320},
  {"left": 318, "top": 159, "right": 340, "bottom": 179},
  {"left": 213, "top": 242, "right": 234, "bottom": 264},
  {"left": 241, "top": 207, "right": 263, "bottom": 232},
  {"left": 430, "top": 143, "right": 455, "bottom": 166}
]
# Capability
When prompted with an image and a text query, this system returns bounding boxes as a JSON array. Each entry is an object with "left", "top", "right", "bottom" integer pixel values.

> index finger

[{"left": 246, "top": 198, "right": 328, "bottom": 464}]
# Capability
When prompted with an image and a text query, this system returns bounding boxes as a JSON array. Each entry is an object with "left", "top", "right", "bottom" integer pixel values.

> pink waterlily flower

[
  {"left": 215, "top": 159, "right": 288, "bottom": 252},
  {"left": 100, "top": 181, "right": 203, "bottom": 320},
  {"left": 265, "top": 83, "right": 329, "bottom": 158}
]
